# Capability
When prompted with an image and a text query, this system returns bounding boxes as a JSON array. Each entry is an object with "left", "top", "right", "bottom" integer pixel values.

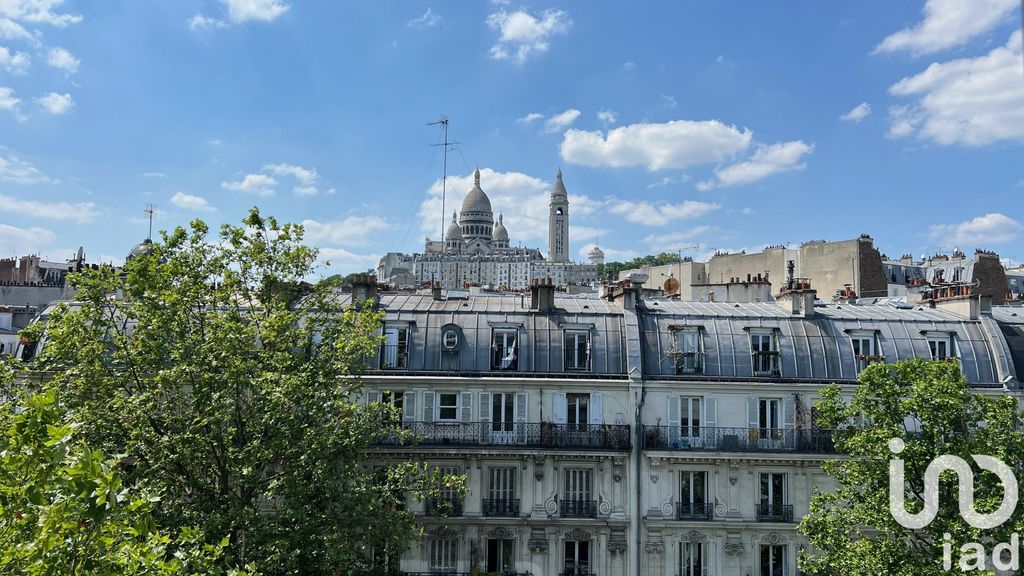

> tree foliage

[
  {"left": 25, "top": 209, "right": 454, "bottom": 574},
  {"left": 0, "top": 373, "right": 246, "bottom": 576},
  {"left": 598, "top": 251, "right": 684, "bottom": 281},
  {"left": 799, "top": 359, "right": 1024, "bottom": 575}
]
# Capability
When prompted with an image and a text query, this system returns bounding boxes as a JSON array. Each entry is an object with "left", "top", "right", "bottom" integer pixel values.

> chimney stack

[
  {"left": 352, "top": 274, "right": 379, "bottom": 307},
  {"left": 432, "top": 281, "right": 443, "bottom": 301},
  {"left": 530, "top": 277, "right": 557, "bottom": 312}
]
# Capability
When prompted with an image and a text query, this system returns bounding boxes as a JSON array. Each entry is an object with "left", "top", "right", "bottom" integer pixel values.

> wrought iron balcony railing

[
  {"left": 482, "top": 498, "right": 520, "bottom": 517},
  {"left": 560, "top": 499, "right": 597, "bottom": 518},
  {"left": 424, "top": 496, "right": 462, "bottom": 517},
  {"left": 673, "top": 351, "right": 704, "bottom": 375},
  {"left": 756, "top": 503, "right": 794, "bottom": 522},
  {"left": 374, "top": 422, "right": 631, "bottom": 451},
  {"left": 675, "top": 502, "right": 714, "bottom": 521},
  {"left": 641, "top": 425, "right": 835, "bottom": 454},
  {"left": 751, "top": 351, "right": 781, "bottom": 376}
]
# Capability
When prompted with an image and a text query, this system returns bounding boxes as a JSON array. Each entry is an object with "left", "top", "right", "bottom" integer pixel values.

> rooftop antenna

[
  {"left": 427, "top": 116, "right": 460, "bottom": 241},
  {"left": 143, "top": 204, "right": 156, "bottom": 241}
]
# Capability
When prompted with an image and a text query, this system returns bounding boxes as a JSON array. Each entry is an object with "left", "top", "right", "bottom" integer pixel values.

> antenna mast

[
  {"left": 144, "top": 204, "right": 156, "bottom": 241},
  {"left": 428, "top": 116, "right": 459, "bottom": 240}
]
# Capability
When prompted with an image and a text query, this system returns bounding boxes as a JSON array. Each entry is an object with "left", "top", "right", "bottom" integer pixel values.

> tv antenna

[
  {"left": 143, "top": 204, "right": 156, "bottom": 241},
  {"left": 428, "top": 116, "right": 461, "bottom": 241}
]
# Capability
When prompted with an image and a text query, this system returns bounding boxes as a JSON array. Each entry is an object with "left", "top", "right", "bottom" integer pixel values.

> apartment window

[
  {"left": 442, "top": 329, "right": 459, "bottom": 350},
  {"left": 679, "top": 470, "right": 709, "bottom": 520},
  {"left": 485, "top": 467, "right": 518, "bottom": 517},
  {"left": 750, "top": 330, "right": 780, "bottom": 376},
  {"left": 681, "top": 396, "right": 702, "bottom": 439},
  {"left": 566, "top": 393, "right": 589, "bottom": 427},
  {"left": 927, "top": 332, "right": 955, "bottom": 361},
  {"left": 679, "top": 541, "right": 706, "bottom": 576},
  {"left": 429, "top": 539, "right": 458, "bottom": 573},
  {"left": 675, "top": 328, "right": 703, "bottom": 374},
  {"left": 562, "top": 469, "right": 595, "bottom": 518},
  {"left": 564, "top": 330, "right": 591, "bottom": 371},
  {"left": 380, "top": 325, "right": 408, "bottom": 370},
  {"left": 758, "top": 472, "right": 790, "bottom": 522},
  {"left": 760, "top": 544, "right": 788, "bottom": 576},
  {"left": 758, "top": 398, "right": 784, "bottom": 448},
  {"left": 564, "top": 540, "right": 590, "bottom": 576},
  {"left": 438, "top": 393, "right": 458, "bottom": 421},
  {"left": 850, "top": 331, "right": 880, "bottom": 373},
  {"left": 486, "top": 538, "right": 515, "bottom": 573},
  {"left": 492, "top": 329, "right": 519, "bottom": 371}
]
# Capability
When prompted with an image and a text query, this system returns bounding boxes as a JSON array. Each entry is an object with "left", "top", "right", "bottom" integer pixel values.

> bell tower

[{"left": 548, "top": 169, "right": 569, "bottom": 263}]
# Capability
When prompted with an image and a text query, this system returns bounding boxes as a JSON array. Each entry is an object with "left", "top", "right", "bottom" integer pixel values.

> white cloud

[
  {"left": 262, "top": 162, "right": 322, "bottom": 195},
  {"left": 303, "top": 216, "right": 390, "bottom": 248},
  {"left": 35, "top": 91, "right": 73, "bottom": 114},
  {"left": 641, "top": 227, "right": 715, "bottom": 249},
  {"left": 46, "top": 46, "right": 77, "bottom": 73},
  {"left": 929, "top": 213, "right": 1023, "bottom": 245},
  {"left": 0, "top": 45, "right": 28, "bottom": 74},
  {"left": 0, "top": 153, "right": 48, "bottom": 183},
  {"left": 0, "top": 85, "right": 19, "bottom": 110},
  {"left": 142, "top": 172, "right": 166, "bottom": 178},
  {"left": 543, "top": 108, "right": 580, "bottom": 132},
  {"left": 221, "top": 173, "right": 276, "bottom": 196},
  {"left": 886, "top": 31, "right": 1024, "bottom": 146},
  {"left": 0, "top": 223, "right": 58, "bottom": 256},
  {"left": 0, "top": 0, "right": 81, "bottom": 27},
  {"left": 596, "top": 109, "right": 618, "bottom": 125},
  {"left": 517, "top": 112, "right": 544, "bottom": 124},
  {"left": 607, "top": 199, "right": 720, "bottom": 226},
  {"left": 839, "top": 102, "right": 871, "bottom": 123},
  {"left": 293, "top": 185, "right": 319, "bottom": 196},
  {"left": 874, "top": 0, "right": 1017, "bottom": 56},
  {"left": 697, "top": 140, "right": 813, "bottom": 190},
  {"left": 0, "top": 193, "right": 99, "bottom": 223},
  {"left": 188, "top": 13, "right": 227, "bottom": 30},
  {"left": 486, "top": 8, "right": 571, "bottom": 64},
  {"left": 220, "top": 0, "right": 289, "bottom": 23},
  {"left": 661, "top": 94, "right": 677, "bottom": 109},
  {"left": 407, "top": 8, "right": 440, "bottom": 29},
  {"left": 316, "top": 247, "right": 381, "bottom": 273},
  {"left": 646, "top": 173, "right": 690, "bottom": 189},
  {"left": 0, "top": 17, "right": 32, "bottom": 40},
  {"left": 623, "top": 61, "right": 635, "bottom": 70},
  {"left": 170, "top": 192, "right": 215, "bottom": 212},
  {"left": 561, "top": 120, "right": 752, "bottom": 170}
]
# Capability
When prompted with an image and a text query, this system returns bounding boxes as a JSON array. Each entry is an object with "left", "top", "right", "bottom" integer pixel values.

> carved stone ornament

[
  {"left": 489, "top": 526, "right": 514, "bottom": 540},
  {"left": 659, "top": 495, "right": 675, "bottom": 518},
  {"left": 544, "top": 493, "right": 559, "bottom": 515},
  {"left": 534, "top": 456, "right": 545, "bottom": 481},
  {"left": 680, "top": 530, "right": 705, "bottom": 543},
  {"left": 599, "top": 495, "right": 612, "bottom": 516},
  {"left": 724, "top": 541, "right": 745, "bottom": 556},
  {"left": 761, "top": 531, "right": 790, "bottom": 545},
  {"left": 608, "top": 539, "right": 628, "bottom": 555},
  {"left": 528, "top": 538, "right": 549, "bottom": 553},
  {"left": 565, "top": 528, "right": 592, "bottom": 541},
  {"left": 644, "top": 540, "right": 665, "bottom": 555},
  {"left": 612, "top": 457, "right": 624, "bottom": 482},
  {"left": 714, "top": 501, "right": 728, "bottom": 518}
]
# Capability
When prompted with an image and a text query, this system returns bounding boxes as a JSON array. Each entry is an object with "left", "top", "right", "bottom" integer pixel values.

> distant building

[
  {"left": 378, "top": 169, "right": 598, "bottom": 290},
  {"left": 0, "top": 249, "right": 87, "bottom": 309}
]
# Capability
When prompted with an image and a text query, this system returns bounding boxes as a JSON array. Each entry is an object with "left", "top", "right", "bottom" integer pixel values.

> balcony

[
  {"left": 673, "top": 351, "right": 704, "bottom": 375},
  {"left": 675, "top": 502, "right": 714, "bottom": 521},
  {"left": 751, "top": 351, "right": 781, "bottom": 376},
  {"left": 641, "top": 426, "right": 835, "bottom": 454},
  {"left": 560, "top": 499, "right": 598, "bottom": 518},
  {"left": 375, "top": 422, "right": 631, "bottom": 451},
  {"left": 424, "top": 496, "right": 462, "bottom": 517},
  {"left": 482, "top": 498, "right": 520, "bottom": 517},
  {"left": 756, "top": 503, "right": 794, "bottom": 522},
  {"left": 379, "top": 344, "right": 409, "bottom": 370}
]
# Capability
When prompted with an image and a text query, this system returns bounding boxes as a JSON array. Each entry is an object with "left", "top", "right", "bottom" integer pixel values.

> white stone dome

[
  {"left": 493, "top": 214, "right": 509, "bottom": 242},
  {"left": 460, "top": 168, "right": 493, "bottom": 216},
  {"left": 445, "top": 212, "right": 463, "bottom": 240}
]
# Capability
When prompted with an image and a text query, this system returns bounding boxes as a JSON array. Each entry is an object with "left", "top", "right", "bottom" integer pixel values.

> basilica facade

[{"left": 378, "top": 169, "right": 599, "bottom": 290}]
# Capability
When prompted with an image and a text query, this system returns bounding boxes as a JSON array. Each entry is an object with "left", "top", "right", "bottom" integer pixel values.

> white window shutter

[
  {"left": 589, "top": 393, "right": 603, "bottom": 425},
  {"left": 704, "top": 396, "right": 717, "bottom": 429},
  {"left": 747, "top": 396, "right": 759, "bottom": 429},
  {"left": 479, "top": 392, "right": 491, "bottom": 423},
  {"left": 461, "top": 391, "right": 473, "bottom": 422},
  {"left": 366, "top": 390, "right": 380, "bottom": 404},
  {"left": 423, "top": 391, "right": 436, "bottom": 422},
  {"left": 403, "top": 392, "right": 416, "bottom": 422},
  {"left": 667, "top": 396, "right": 681, "bottom": 429},
  {"left": 516, "top": 392, "right": 528, "bottom": 423},
  {"left": 553, "top": 392, "right": 568, "bottom": 424}
]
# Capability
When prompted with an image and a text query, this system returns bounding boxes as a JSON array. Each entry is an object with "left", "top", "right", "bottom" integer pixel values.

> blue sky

[{"left": 1, "top": 0, "right": 1022, "bottom": 274}]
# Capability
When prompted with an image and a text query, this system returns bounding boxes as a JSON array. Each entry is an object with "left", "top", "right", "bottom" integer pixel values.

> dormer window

[
  {"left": 850, "top": 331, "right": 883, "bottom": 373},
  {"left": 673, "top": 328, "right": 703, "bottom": 375},
  {"left": 443, "top": 329, "right": 459, "bottom": 351},
  {"left": 380, "top": 325, "right": 409, "bottom": 370},
  {"left": 926, "top": 332, "right": 956, "bottom": 361},
  {"left": 564, "top": 330, "right": 591, "bottom": 371},
  {"left": 491, "top": 329, "right": 518, "bottom": 371},
  {"left": 750, "top": 329, "right": 780, "bottom": 377}
]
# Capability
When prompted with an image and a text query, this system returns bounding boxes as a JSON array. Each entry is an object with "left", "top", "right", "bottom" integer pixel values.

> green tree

[
  {"left": 799, "top": 359, "right": 1024, "bottom": 575},
  {"left": 0, "top": 371, "right": 246, "bottom": 575},
  {"left": 26, "top": 209, "right": 455, "bottom": 574}
]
